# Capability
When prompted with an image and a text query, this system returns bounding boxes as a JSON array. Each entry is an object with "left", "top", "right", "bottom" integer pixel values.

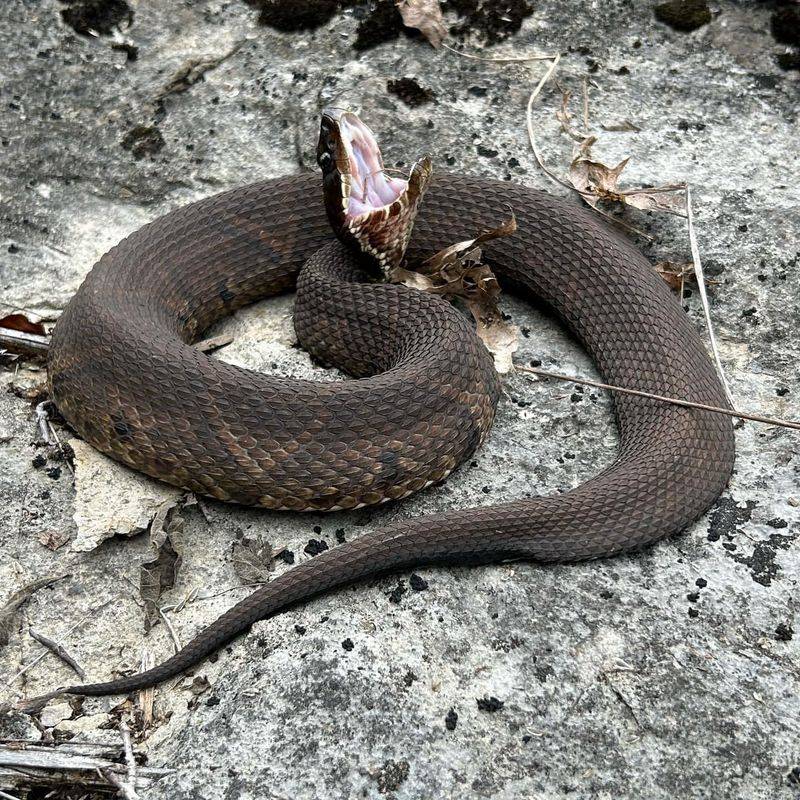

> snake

[{"left": 46, "top": 110, "right": 735, "bottom": 696}]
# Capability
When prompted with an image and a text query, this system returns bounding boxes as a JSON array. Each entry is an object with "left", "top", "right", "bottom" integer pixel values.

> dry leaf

[
  {"left": 0, "top": 313, "right": 46, "bottom": 336},
  {"left": 419, "top": 212, "right": 517, "bottom": 275},
  {"left": 37, "top": 528, "right": 71, "bottom": 551},
  {"left": 556, "top": 93, "right": 683, "bottom": 218},
  {"left": 392, "top": 214, "right": 519, "bottom": 373},
  {"left": 555, "top": 88, "right": 587, "bottom": 142},
  {"left": 655, "top": 261, "right": 693, "bottom": 291},
  {"left": 471, "top": 295, "right": 519, "bottom": 375},
  {"left": 619, "top": 188, "right": 687, "bottom": 215},
  {"left": 397, "top": 0, "right": 447, "bottom": 48},
  {"left": 569, "top": 137, "right": 686, "bottom": 216},
  {"left": 139, "top": 499, "right": 184, "bottom": 630},
  {"left": 231, "top": 534, "right": 273, "bottom": 585},
  {"left": 655, "top": 260, "right": 718, "bottom": 292},
  {"left": 601, "top": 119, "right": 642, "bottom": 132}
]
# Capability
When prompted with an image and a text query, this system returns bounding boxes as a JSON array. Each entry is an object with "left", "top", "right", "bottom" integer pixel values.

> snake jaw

[{"left": 318, "top": 108, "right": 432, "bottom": 275}]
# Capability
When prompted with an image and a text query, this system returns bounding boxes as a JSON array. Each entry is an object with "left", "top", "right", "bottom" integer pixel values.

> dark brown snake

[{"left": 47, "top": 163, "right": 735, "bottom": 696}]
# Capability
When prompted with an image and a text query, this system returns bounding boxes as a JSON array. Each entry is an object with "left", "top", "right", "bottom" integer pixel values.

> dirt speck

[
  {"left": 476, "top": 695, "right": 504, "bottom": 712},
  {"left": 121, "top": 125, "right": 165, "bottom": 159},
  {"left": 446, "top": 0, "right": 534, "bottom": 44},
  {"left": 60, "top": 0, "right": 132, "bottom": 36},
  {"left": 654, "top": 0, "right": 711, "bottom": 32},
  {"left": 354, "top": 0, "right": 408, "bottom": 51},
  {"left": 771, "top": 7, "right": 800, "bottom": 47},
  {"left": 243, "top": 0, "right": 340, "bottom": 30},
  {"left": 387, "top": 77, "right": 436, "bottom": 107},
  {"left": 375, "top": 759, "right": 410, "bottom": 794}
]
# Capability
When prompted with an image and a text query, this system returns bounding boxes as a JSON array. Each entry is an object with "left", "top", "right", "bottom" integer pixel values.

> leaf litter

[
  {"left": 392, "top": 213, "right": 519, "bottom": 373},
  {"left": 139, "top": 498, "right": 186, "bottom": 631},
  {"left": 522, "top": 54, "right": 734, "bottom": 405}
]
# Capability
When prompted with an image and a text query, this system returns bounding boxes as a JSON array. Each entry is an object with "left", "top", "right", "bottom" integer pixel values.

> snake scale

[{"left": 47, "top": 127, "right": 735, "bottom": 695}]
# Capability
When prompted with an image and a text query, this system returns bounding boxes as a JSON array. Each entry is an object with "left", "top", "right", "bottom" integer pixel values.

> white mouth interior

[{"left": 339, "top": 113, "right": 408, "bottom": 219}]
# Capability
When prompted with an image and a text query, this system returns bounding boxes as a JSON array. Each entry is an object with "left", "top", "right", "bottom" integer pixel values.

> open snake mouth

[
  {"left": 337, "top": 112, "right": 408, "bottom": 219},
  {"left": 318, "top": 108, "right": 432, "bottom": 274}
]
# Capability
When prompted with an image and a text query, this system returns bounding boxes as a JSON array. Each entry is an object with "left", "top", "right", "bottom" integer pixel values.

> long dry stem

[
  {"left": 685, "top": 184, "right": 734, "bottom": 406},
  {"left": 516, "top": 365, "right": 798, "bottom": 431}
]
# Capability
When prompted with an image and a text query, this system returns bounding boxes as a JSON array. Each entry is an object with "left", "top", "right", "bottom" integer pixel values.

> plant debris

[
  {"left": 568, "top": 138, "right": 686, "bottom": 216},
  {"left": 392, "top": 213, "right": 519, "bottom": 373},
  {"left": 155, "top": 44, "right": 245, "bottom": 101},
  {"left": 397, "top": 0, "right": 447, "bottom": 48},
  {"left": 555, "top": 87, "right": 687, "bottom": 217},
  {"left": 37, "top": 528, "right": 71, "bottom": 551},
  {"left": 139, "top": 499, "right": 185, "bottom": 631},
  {"left": 29, "top": 628, "right": 87, "bottom": 680},
  {"left": 231, "top": 534, "right": 273, "bottom": 585},
  {"left": 525, "top": 57, "right": 733, "bottom": 403},
  {"left": 601, "top": 120, "right": 641, "bottom": 133},
  {"left": 0, "top": 313, "right": 47, "bottom": 336},
  {"left": 655, "top": 260, "right": 697, "bottom": 292},
  {"left": 0, "top": 575, "right": 68, "bottom": 649}
]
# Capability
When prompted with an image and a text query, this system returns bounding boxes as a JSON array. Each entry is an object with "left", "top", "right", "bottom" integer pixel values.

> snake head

[{"left": 318, "top": 108, "right": 432, "bottom": 276}]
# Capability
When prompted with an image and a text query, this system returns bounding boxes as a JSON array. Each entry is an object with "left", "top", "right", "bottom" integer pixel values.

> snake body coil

[{"left": 48, "top": 172, "right": 735, "bottom": 695}]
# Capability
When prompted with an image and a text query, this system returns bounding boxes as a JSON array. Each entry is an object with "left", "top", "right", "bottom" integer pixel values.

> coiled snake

[{"left": 47, "top": 111, "right": 735, "bottom": 696}]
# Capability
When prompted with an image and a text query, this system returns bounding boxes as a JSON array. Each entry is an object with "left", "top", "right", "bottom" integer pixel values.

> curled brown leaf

[
  {"left": 397, "top": 0, "right": 447, "bottom": 48},
  {"left": 568, "top": 137, "right": 686, "bottom": 216},
  {"left": 0, "top": 313, "right": 46, "bottom": 336}
]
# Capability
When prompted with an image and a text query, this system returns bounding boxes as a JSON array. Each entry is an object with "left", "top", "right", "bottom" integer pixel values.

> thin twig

[
  {"left": 0, "top": 790, "right": 21, "bottom": 800},
  {"left": 137, "top": 649, "right": 155, "bottom": 731},
  {"left": 194, "top": 333, "right": 233, "bottom": 353},
  {"left": 516, "top": 365, "right": 800, "bottom": 431},
  {"left": 29, "top": 628, "right": 87, "bottom": 681},
  {"left": 525, "top": 54, "right": 570, "bottom": 190},
  {"left": 103, "top": 768, "right": 140, "bottom": 800},
  {"left": 5, "top": 597, "right": 115, "bottom": 688},
  {"left": 119, "top": 720, "right": 138, "bottom": 793},
  {"left": 685, "top": 184, "right": 734, "bottom": 406},
  {"left": 157, "top": 606, "right": 182, "bottom": 654},
  {"left": 172, "top": 586, "right": 200, "bottom": 613},
  {"left": 442, "top": 42, "right": 557, "bottom": 63},
  {"left": 582, "top": 77, "right": 589, "bottom": 132},
  {"left": 0, "top": 326, "right": 50, "bottom": 357}
]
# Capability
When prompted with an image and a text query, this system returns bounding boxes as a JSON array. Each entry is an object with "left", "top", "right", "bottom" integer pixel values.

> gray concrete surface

[{"left": 0, "top": 1, "right": 798, "bottom": 798}]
